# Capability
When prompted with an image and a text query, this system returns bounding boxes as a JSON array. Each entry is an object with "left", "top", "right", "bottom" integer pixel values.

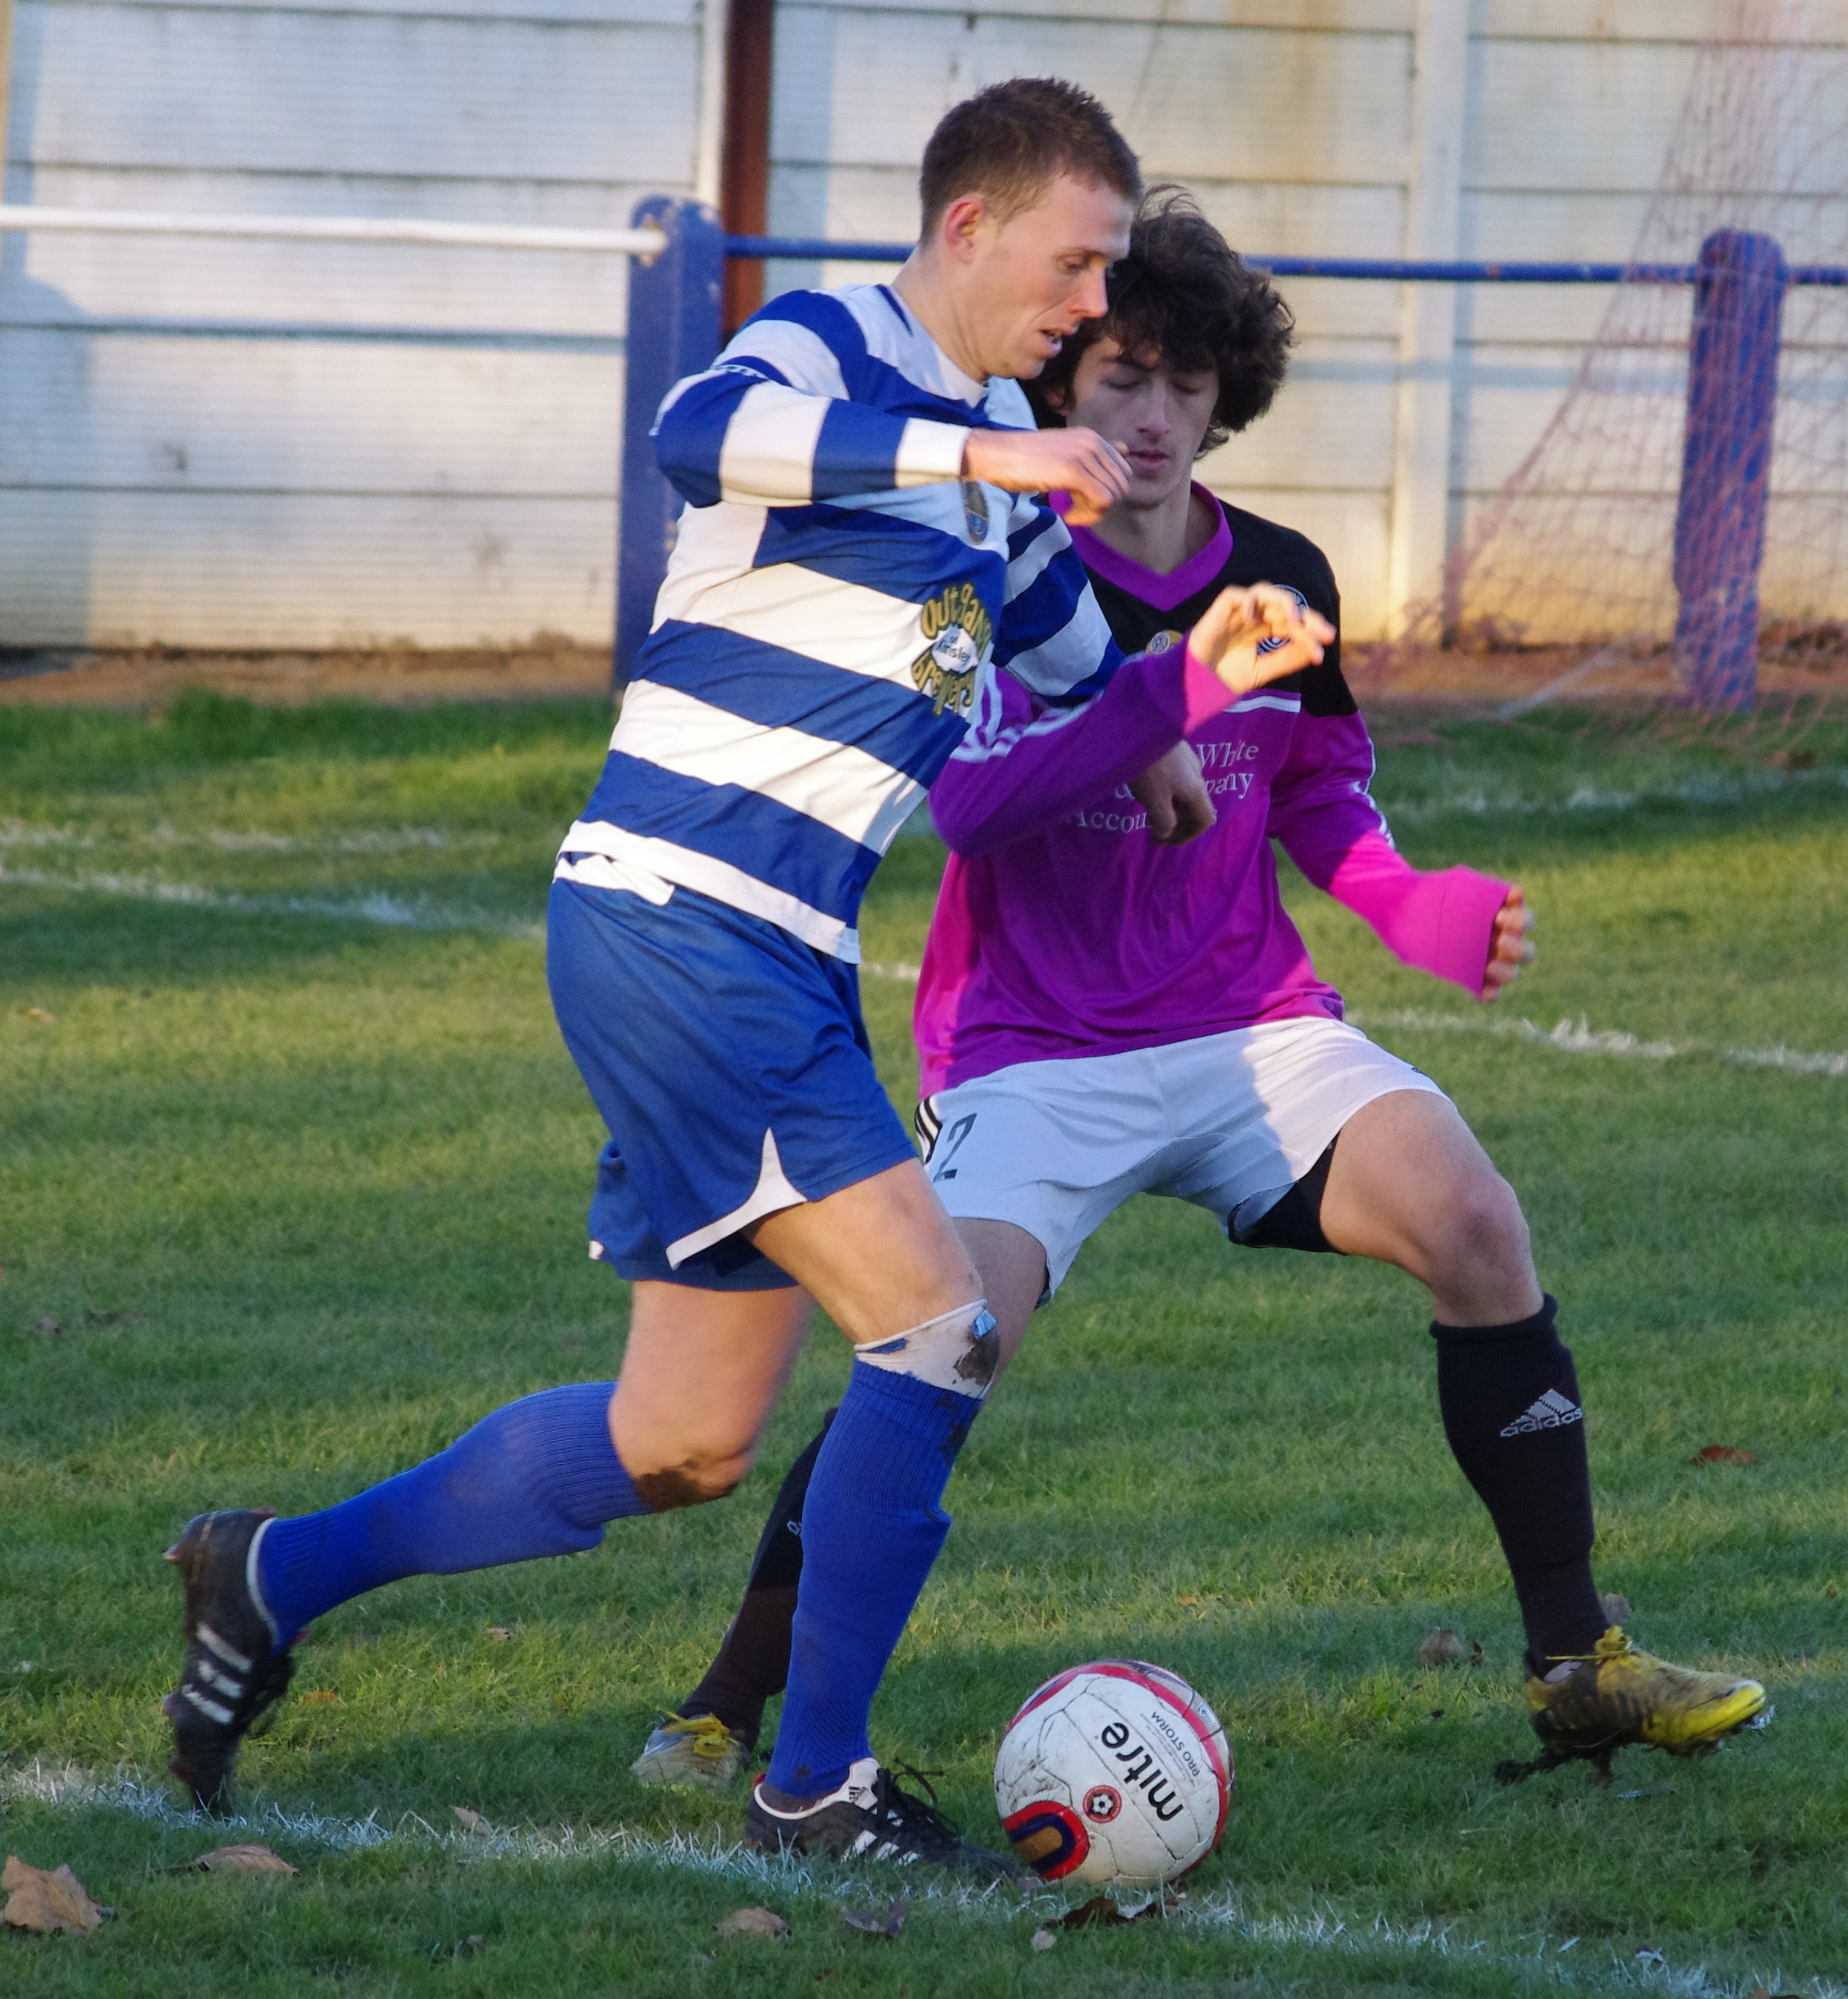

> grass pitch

[{"left": 2, "top": 692, "right": 1845, "bottom": 1997}]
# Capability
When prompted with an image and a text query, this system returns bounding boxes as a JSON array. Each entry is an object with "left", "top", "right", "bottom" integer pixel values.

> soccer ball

[{"left": 992, "top": 1659, "right": 1233, "bottom": 1887}]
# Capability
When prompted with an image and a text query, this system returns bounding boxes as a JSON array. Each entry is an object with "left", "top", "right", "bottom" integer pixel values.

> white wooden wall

[
  {"left": 2, "top": 0, "right": 1842, "bottom": 647},
  {"left": 768, "top": 0, "right": 1848, "bottom": 639},
  {"left": 0, "top": 0, "right": 701, "bottom": 647}
]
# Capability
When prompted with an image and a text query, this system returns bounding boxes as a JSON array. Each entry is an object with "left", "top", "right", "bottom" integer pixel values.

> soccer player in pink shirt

[{"left": 637, "top": 193, "right": 1764, "bottom": 1813}]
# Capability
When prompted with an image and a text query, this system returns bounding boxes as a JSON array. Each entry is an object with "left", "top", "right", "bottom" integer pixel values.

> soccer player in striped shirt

[
  {"left": 156, "top": 83, "right": 1333, "bottom": 1871},
  {"left": 634, "top": 193, "right": 1766, "bottom": 1808}
]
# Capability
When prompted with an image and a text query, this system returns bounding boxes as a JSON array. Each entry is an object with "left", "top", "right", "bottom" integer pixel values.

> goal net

[{"left": 1380, "top": 0, "right": 1848, "bottom": 723}]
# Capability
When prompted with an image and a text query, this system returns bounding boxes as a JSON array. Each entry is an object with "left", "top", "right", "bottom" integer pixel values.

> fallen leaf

[
  {"left": 1056, "top": 1888, "right": 1184, "bottom": 1931},
  {"left": 21, "top": 1008, "right": 57, "bottom": 1024},
  {"left": 194, "top": 1845, "right": 297, "bottom": 1876},
  {"left": 841, "top": 1898, "right": 906, "bottom": 1939},
  {"left": 1059, "top": 1898, "right": 1128, "bottom": 1931},
  {"left": 1419, "top": 1628, "right": 1464, "bottom": 1667},
  {"left": 714, "top": 1906, "right": 789, "bottom": 1939},
  {"left": 31, "top": 1318, "right": 63, "bottom": 1340},
  {"left": 485, "top": 1627, "right": 513, "bottom": 1643},
  {"left": 452, "top": 1807, "right": 494, "bottom": 1838},
  {"left": 2, "top": 1855, "right": 106, "bottom": 1933},
  {"left": 1030, "top": 1926, "right": 1058, "bottom": 1951},
  {"left": 428, "top": 1933, "right": 487, "bottom": 1963},
  {"left": 299, "top": 1689, "right": 339, "bottom": 1705},
  {"left": 1177, "top": 1594, "right": 1199, "bottom": 1606},
  {"left": 1429, "top": 1708, "right": 1446, "bottom": 1719},
  {"left": 1600, "top": 1591, "right": 1633, "bottom": 1624},
  {"left": 1690, "top": 1445, "right": 1756, "bottom": 1466}
]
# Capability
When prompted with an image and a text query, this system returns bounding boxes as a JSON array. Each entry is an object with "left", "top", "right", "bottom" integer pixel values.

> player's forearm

[
  {"left": 931, "top": 648, "right": 1228, "bottom": 854},
  {"left": 1314, "top": 830, "right": 1511, "bottom": 996},
  {"left": 655, "top": 373, "right": 967, "bottom": 509}
]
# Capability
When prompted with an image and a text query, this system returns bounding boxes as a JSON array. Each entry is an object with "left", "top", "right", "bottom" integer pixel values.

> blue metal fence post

[
  {"left": 615, "top": 195, "right": 724, "bottom": 685},
  {"left": 1671, "top": 228, "right": 1788, "bottom": 712}
]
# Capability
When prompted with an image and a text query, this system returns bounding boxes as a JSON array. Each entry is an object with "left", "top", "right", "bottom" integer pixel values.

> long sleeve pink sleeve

[
  {"left": 1268, "top": 709, "right": 1511, "bottom": 998},
  {"left": 929, "top": 645, "right": 1231, "bottom": 856}
]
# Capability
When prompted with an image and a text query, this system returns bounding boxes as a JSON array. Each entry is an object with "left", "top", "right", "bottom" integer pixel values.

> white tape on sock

[{"left": 853, "top": 1302, "right": 998, "bottom": 1399}]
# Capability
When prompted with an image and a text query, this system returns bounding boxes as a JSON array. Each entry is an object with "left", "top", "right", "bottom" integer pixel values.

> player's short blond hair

[{"left": 919, "top": 79, "right": 1141, "bottom": 239}]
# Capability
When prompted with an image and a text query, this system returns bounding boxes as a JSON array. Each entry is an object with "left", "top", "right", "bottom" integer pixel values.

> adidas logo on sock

[{"left": 1501, "top": 1388, "right": 1584, "bottom": 1436}]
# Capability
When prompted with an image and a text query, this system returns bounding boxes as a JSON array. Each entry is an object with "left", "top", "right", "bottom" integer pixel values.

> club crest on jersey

[
  {"left": 1257, "top": 585, "right": 1311, "bottom": 658},
  {"left": 913, "top": 582, "right": 994, "bottom": 718},
  {"left": 961, "top": 481, "right": 991, "bottom": 544},
  {"left": 1144, "top": 629, "right": 1183, "bottom": 655}
]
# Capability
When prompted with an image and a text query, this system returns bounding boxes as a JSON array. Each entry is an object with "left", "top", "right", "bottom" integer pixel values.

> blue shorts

[{"left": 546, "top": 879, "right": 915, "bottom": 1290}]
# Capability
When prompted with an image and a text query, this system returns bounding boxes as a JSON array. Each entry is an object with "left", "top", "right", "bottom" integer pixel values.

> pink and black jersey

[{"left": 916, "top": 487, "right": 1511, "bottom": 1096}]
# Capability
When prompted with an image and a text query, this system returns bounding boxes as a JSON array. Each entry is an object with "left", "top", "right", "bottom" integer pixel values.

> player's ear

[{"left": 936, "top": 191, "right": 993, "bottom": 262}]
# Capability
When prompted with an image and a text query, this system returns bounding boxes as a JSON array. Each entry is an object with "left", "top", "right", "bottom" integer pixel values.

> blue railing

[
  {"left": 618, "top": 200, "right": 1825, "bottom": 707},
  {"left": 724, "top": 236, "right": 1848, "bottom": 287}
]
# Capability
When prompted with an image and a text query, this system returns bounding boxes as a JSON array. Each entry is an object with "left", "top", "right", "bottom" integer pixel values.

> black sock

[
  {"left": 678, "top": 1410, "right": 833, "bottom": 1749},
  {"left": 1430, "top": 1297, "right": 1607, "bottom": 1673}
]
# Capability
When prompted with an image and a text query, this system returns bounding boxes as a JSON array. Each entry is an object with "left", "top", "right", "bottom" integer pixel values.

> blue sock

[
  {"left": 766, "top": 1364, "right": 978, "bottom": 1797},
  {"left": 257, "top": 1383, "right": 649, "bottom": 1640}
]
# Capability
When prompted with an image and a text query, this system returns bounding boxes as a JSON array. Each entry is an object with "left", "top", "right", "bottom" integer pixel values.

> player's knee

[
  {"left": 1440, "top": 1169, "right": 1533, "bottom": 1279},
  {"left": 626, "top": 1439, "right": 754, "bottom": 1510}
]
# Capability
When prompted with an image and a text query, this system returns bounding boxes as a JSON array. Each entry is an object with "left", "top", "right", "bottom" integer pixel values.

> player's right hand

[
  {"left": 1481, "top": 886, "right": 1536, "bottom": 1003},
  {"left": 961, "top": 427, "right": 1131, "bottom": 527},
  {"left": 1187, "top": 583, "right": 1335, "bottom": 697},
  {"left": 1130, "top": 740, "right": 1216, "bottom": 847}
]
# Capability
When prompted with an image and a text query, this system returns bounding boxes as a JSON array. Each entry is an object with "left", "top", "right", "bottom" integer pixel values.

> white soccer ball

[{"left": 992, "top": 1659, "right": 1233, "bottom": 1887}]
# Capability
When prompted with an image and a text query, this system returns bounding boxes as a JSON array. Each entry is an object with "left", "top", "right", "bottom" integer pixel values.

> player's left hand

[
  {"left": 1188, "top": 583, "right": 1335, "bottom": 697},
  {"left": 1130, "top": 740, "right": 1216, "bottom": 846},
  {"left": 1481, "top": 886, "right": 1535, "bottom": 1003}
]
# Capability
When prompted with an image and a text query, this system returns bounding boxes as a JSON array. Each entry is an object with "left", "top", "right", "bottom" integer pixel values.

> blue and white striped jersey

[{"left": 556, "top": 282, "right": 1122, "bottom": 962}]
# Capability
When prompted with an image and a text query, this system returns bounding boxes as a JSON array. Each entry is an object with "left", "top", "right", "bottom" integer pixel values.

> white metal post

[
  {"left": 0, "top": 0, "right": 15, "bottom": 202},
  {"left": 1387, "top": 0, "right": 1469, "bottom": 635},
  {"left": 693, "top": 0, "right": 730, "bottom": 209}
]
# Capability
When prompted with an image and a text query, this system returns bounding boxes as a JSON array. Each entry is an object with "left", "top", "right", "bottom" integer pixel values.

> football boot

[
  {"left": 630, "top": 1711, "right": 751, "bottom": 1791},
  {"left": 1526, "top": 1625, "right": 1766, "bottom": 1761},
  {"left": 746, "top": 1757, "right": 1020, "bottom": 1882},
  {"left": 164, "top": 1509, "right": 296, "bottom": 1812}
]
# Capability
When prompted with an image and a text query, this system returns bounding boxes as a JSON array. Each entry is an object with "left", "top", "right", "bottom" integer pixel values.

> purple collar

[{"left": 1061, "top": 485, "right": 1231, "bottom": 612}]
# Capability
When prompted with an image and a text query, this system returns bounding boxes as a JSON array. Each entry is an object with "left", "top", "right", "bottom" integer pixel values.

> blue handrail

[{"left": 721, "top": 236, "right": 1848, "bottom": 285}]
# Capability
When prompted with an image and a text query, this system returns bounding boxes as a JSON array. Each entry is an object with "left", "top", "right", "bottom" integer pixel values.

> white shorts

[{"left": 916, "top": 1016, "right": 1444, "bottom": 1296}]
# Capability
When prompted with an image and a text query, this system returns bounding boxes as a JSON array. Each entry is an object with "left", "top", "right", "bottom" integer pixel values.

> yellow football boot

[
  {"left": 629, "top": 1711, "right": 751, "bottom": 1791},
  {"left": 1525, "top": 1626, "right": 1766, "bottom": 1762}
]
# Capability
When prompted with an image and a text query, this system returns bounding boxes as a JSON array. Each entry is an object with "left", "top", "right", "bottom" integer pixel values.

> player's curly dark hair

[{"left": 1028, "top": 187, "right": 1293, "bottom": 453}]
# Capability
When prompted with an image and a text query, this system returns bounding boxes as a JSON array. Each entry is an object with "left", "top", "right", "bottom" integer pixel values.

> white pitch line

[
  {"left": 0, "top": 819, "right": 471, "bottom": 856},
  {"left": 4, "top": 1762, "right": 1831, "bottom": 1999},
  {"left": 1351, "top": 1007, "right": 1848, "bottom": 1081},
  {"left": 2, "top": 863, "right": 1841, "bottom": 1080},
  {"left": 1376, "top": 764, "right": 1848, "bottom": 824},
  {"left": 0, "top": 863, "right": 541, "bottom": 939}
]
